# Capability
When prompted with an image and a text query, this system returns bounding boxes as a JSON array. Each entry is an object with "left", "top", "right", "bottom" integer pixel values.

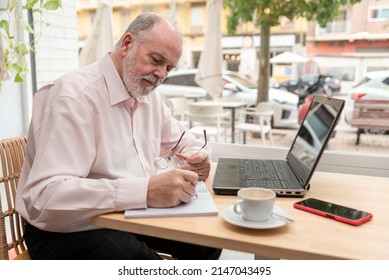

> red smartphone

[{"left": 293, "top": 198, "right": 373, "bottom": 226}]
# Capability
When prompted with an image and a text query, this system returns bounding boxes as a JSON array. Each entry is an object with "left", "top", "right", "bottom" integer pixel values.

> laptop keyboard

[{"left": 239, "top": 159, "right": 289, "bottom": 189}]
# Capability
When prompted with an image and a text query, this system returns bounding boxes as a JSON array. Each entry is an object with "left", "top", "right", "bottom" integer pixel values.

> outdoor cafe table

[
  {"left": 91, "top": 163, "right": 389, "bottom": 260},
  {"left": 162, "top": 91, "right": 207, "bottom": 102}
]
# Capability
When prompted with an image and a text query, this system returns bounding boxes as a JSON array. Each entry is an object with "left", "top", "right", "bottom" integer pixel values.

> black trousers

[{"left": 24, "top": 223, "right": 221, "bottom": 260}]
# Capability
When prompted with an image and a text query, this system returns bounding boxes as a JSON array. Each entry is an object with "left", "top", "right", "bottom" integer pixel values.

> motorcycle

[{"left": 276, "top": 74, "right": 333, "bottom": 105}]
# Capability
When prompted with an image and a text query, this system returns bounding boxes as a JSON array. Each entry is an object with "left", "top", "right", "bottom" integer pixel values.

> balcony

[{"left": 315, "top": 20, "right": 352, "bottom": 36}]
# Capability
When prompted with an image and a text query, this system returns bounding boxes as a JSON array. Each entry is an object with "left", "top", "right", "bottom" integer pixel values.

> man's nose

[{"left": 154, "top": 66, "right": 169, "bottom": 81}]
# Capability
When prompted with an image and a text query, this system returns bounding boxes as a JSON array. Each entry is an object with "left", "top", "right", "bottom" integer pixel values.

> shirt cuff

[{"left": 115, "top": 177, "right": 149, "bottom": 210}]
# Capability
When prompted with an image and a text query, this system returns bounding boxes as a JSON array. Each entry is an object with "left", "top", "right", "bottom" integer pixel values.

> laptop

[{"left": 212, "top": 95, "right": 345, "bottom": 197}]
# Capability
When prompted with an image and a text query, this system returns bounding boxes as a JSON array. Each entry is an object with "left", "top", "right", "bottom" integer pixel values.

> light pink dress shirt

[{"left": 15, "top": 54, "right": 209, "bottom": 232}]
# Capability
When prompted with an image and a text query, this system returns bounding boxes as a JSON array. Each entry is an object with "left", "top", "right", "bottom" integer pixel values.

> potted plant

[{"left": 0, "top": 0, "right": 62, "bottom": 88}]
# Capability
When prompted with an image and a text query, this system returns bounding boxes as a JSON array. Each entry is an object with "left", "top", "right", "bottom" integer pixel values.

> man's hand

[
  {"left": 147, "top": 169, "right": 198, "bottom": 208},
  {"left": 176, "top": 151, "right": 210, "bottom": 181}
]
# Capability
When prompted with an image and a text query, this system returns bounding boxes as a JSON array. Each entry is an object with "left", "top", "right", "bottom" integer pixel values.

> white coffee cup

[{"left": 233, "top": 188, "right": 276, "bottom": 222}]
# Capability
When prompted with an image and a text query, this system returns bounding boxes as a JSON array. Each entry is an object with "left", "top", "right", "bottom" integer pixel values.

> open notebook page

[{"left": 124, "top": 181, "right": 218, "bottom": 218}]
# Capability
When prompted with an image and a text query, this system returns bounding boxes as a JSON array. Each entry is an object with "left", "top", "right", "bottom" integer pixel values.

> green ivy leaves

[{"left": 0, "top": 0, "right": 62, "bottom": 87}]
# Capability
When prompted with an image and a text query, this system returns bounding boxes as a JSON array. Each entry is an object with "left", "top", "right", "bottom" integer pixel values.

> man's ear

[{"left": 119, "top": 32, "right": 134, "bottom": 55}]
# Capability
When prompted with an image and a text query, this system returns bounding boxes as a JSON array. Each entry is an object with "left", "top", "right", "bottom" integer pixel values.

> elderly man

[{"left": 16, "top": 12, "right": 221, "bottom": 260}]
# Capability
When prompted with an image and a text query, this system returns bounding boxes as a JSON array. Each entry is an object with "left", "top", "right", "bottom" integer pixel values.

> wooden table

[
  {"left": 195, "top": 101, "right": 247, "bottom": 143},
  {"left": 91, "top": 164, "right": 389, "bottom": 260}
]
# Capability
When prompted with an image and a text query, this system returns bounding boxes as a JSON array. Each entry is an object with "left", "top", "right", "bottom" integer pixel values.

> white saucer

[{"left": 221, "top": 205, "right": 292, "bottom": 229}]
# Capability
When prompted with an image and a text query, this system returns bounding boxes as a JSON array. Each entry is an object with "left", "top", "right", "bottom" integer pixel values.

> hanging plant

[{"left": 0, "top": 0, "right": 62, "bottom": 87}]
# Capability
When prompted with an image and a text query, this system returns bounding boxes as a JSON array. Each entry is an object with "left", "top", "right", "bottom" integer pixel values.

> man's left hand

[{"left": 175, "top": 152, "right": 210, "bottom": 181}]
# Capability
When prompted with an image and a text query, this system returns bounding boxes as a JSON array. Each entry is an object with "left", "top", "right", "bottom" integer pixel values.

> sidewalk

[{"left": 243, "top": 124, "right": 389, "bottom": 155}]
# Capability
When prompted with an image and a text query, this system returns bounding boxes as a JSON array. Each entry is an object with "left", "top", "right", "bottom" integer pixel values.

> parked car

[
  {"left": 298, "top": 93, "right": 328, "bottom": 123},
  {"left": 274, "top": 73, "right": 340, "bottom": 104},
  {"left": 156, "top": 69, "right": 299, "bottom": 127},
  {"left": 344, "top": 70, "right": 389, "bottom": 124}
]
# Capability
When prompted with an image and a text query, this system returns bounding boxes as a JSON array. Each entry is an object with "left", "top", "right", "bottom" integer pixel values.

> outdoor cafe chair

[
  {"left": 169, "top": 97, "right": 190, "bottom": 126},
  {"left": 0, "top": 136, "right": 31, "bottom": 260},
  {"left": 235, "top": 101, "right": 274, "bottom": 146},
  {"left": 188, "top": 103, "right": 230, "bottom": 142}
]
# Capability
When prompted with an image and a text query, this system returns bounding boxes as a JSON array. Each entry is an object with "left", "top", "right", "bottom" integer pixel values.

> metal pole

[{"left": 27, "top": 8, "right": 37, "bottom": 95}]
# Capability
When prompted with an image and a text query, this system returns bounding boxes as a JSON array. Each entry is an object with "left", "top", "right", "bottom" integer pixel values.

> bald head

[{"left": 116, "top": 12, "right": 182, "bottom": 49}]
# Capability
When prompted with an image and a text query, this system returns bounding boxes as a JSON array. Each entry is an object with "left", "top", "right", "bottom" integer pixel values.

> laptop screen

[{"left": 286, "top": 96, "right": 344, "bottom": 187}]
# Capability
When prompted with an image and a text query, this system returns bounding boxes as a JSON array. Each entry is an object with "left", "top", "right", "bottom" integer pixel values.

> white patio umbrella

[
  {"left": 195, "top": 0, "right": 223, "bottom": 99},
  {"left": 270, "top": 51, "right": 308, "bottom": 64},
  {"left": 79, "top": 0, "right": 115, "bottom": 67}
]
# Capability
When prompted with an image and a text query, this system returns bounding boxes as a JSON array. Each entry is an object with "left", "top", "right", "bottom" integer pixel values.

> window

[
  {"left": 368, "top": 6, "right": 389, "bottom": 21},
  {"left": 58, "top": 4, "right": 389, "bottom": 177},
  {"left": 337, "top": 10, "right": 347, "bottom": 21},
  {"left": 163, "top": 74, "right": 199, "bottom": 87},
  {"left": 367, "top": 66, "right": 389, "bottom": 72},
  {"left": 89, "top": 11, "right": 96, "bottom": 25},
  {"left": 190, "top": 6, "right": 203, "bottom": 33},
  {"left": 223, "top": 53, "right": 241, "bottom": 72}
]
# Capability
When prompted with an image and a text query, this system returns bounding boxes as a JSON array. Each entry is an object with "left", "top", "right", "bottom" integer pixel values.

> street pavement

[
  {"left": 246, "top": 125, "right": 389, "bottom": 155},
  {"left": 243, "top": 111, "right": 389, "bottom": 155}
]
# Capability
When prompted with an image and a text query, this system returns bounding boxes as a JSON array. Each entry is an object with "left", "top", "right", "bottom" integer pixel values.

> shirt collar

[{"left": 99, "top": 54, "right": 150, "bottom": 106}]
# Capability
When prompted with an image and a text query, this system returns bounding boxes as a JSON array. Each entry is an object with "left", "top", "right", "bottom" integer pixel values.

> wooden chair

[
  {"left": 0, "top": 136, "right": 31, "bottom": 260},
  {"left": 235, "top": 101, "right": 274, "bottom": 146}
]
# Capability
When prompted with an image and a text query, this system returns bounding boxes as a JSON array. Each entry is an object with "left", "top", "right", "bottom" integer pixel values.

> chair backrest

[
  {"left": 188, "top": 103, "right": 229, "bottom": 142},
  {"left": 169, "top": 97, "right": 190, "bottom": 121},
  {"left": 256, "top": 101, "right": 274, "bottom": 113},
  {"left": 256, "top": 101, "right": 274, "bottom": 125},
  {"left": 188, "top": 103, "right": 227, "bottom": 124},
  {"left": 0, "top": 136, "right": 29, "bottom": 260},
  {"left": 238, "top": 101, "right": 274, "bottom": 127}
]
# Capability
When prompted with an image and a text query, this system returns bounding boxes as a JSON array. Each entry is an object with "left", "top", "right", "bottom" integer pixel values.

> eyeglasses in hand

[{"left": 153, "top": 129, "right": 207, "bottom": 170}]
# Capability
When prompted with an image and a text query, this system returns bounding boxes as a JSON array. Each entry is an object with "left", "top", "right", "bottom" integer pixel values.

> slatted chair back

[{"left": 0, "top": 136, "right": 30, "bottom": 260}]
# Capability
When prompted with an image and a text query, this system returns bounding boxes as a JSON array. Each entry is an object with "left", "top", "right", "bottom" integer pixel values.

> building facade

[
  {"left": 76, "top": 0, "right": 307, "bottom": 81},
  {"left": 77, "top": 0, "right": 389, "bottom": 91},
  {"left": 306, "top": 0, "right": 389, "bottom": 92}
]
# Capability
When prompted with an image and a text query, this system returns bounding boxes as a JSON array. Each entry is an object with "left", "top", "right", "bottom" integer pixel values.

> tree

[{"left": 224, "top": 0, "right": 361, "bottom": 105}]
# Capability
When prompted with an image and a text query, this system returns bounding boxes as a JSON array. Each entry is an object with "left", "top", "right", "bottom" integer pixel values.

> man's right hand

[{"left": 147, "top": 169, "right": 198, "bottom": 208}]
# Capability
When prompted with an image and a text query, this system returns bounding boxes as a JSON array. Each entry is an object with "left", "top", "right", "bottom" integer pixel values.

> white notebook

[{"left": 124, "top": 181, "right": 218, "bottom": 218}]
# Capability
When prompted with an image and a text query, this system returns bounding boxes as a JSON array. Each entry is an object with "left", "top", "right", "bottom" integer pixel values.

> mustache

[{"left": 143, "top": 75, "right": 161, "bottom": 87}]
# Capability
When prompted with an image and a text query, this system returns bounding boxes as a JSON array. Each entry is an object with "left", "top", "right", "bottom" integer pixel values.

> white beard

[{"left": 122, "top": 47, "right": 161, "bottom": 99}]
